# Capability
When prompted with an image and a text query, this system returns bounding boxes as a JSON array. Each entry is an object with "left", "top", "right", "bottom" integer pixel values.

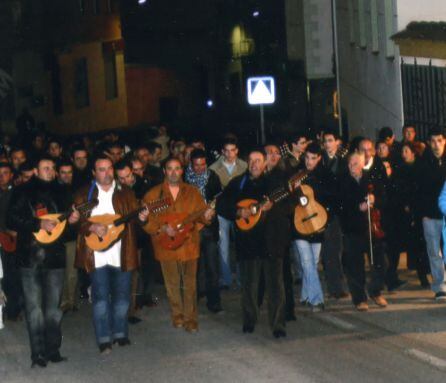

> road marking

[
  {"left": 319, "top": 314, "right": 356, "bottom": 330},
  {"left": 406, "top": 348, "right": 446, "bottom": 370}
]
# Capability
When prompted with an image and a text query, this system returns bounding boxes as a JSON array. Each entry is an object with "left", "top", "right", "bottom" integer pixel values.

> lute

[
  {"left": 85, "top": 197, "right": 171, "bottom": 252},
  {"left": 33, "top": 199, "right": 99, "bottom": 245}
]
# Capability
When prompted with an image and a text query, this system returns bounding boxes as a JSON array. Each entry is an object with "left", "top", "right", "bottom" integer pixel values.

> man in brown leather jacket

[
  {"left": 142, "top": 157, "right": 214, "bottom": 333},
  {"left": 75, "top": 154, "right": 149, "bottom": 354}
]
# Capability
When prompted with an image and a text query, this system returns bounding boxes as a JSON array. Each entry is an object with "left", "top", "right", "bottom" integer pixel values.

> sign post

[{"left": 247, "top": 76, "right": 275, "bottom": 144}]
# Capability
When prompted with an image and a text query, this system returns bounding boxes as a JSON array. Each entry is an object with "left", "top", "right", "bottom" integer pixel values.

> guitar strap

[
  {"left": 87, "top": 181, "right": 96, "bottom": 203},
  {"left": 239, "top": 174, "right": 248, "bottom": 192}
]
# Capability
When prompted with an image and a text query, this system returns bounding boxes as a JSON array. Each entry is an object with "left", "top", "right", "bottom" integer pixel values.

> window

[
  {"left": 104, "top": 52, "right": 118, "bottom": 100},
  {"left": 384, "top": 0, "right": 396, "bottom": 58},
  {"left": 93, "top": 0, "right": 100, "bottom": 15},
  {"left": 347, "top": 0, "right": 355, "bottom": 44},
  {"left": 358, "top": 0, "right": 366, "bottom": 48},
  {"left": 79, "top": 0, "right": 85, "bottom": 15},
  {"left": 105, "top": 0, "right": 112, "bottom": 13},
  {"left": 370, "top": 0, "right": 379, "bottom": 53},
  {"left": 74, "top": 58, "right": 90, "bottom": 109}
]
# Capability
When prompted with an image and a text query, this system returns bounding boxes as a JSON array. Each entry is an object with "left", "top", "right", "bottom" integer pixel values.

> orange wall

[{"left": 126, "top": 66, "right": 180, "bottom": 126}]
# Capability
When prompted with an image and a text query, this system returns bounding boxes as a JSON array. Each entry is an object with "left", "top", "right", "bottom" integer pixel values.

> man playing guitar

[
  {"left": 75, "top": 154, "right": 150, "bottom": 354},
  {"left": 142, "top": 157, "right": 214, "bottom": 333}
]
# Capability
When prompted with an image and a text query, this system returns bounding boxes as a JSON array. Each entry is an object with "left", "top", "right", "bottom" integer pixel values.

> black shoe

[
  {"left": 435, "top": 291, "right": 446, "bottom": 301},
  {"left": 47, "top": 352, "right": 68, "bottom": 363},
  {"left": 273, "top": 330, "right": 287, "bottom": 338},
  {"left": 207, "top": 304, "right": 223, "bottom": 314},
  {"left": 285, "top": 311, "right": 297, "bottom": 321},
  {"left": 388, "top": 279, "right": 407, "bottom": 292},
  {"left": 99, "top": 342, "right": 112, "bottom": 354},
  {"left": 242, "top": 324, "right": 255, "bottom": 333},
  {"left": 128, "top": 316, "right": 142, "bottom": 325},
  {"left": 31, "top": 355, "right": 47, "bottom": 368},
  {"left": 113, "top": 337, "right": 131, "bottom": 346},
  {"left": 419, "top": 275, "right": 430, "bottom": 289}
]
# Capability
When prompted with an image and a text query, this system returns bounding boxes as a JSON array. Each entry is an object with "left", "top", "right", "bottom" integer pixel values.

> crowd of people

[{"left": 0, "top": 122, "right": 445, "bottom": 368}]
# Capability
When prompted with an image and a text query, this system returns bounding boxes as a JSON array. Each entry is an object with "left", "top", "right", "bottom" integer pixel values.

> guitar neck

[
  {"left": 59, "top": 200, "right": 98, "bottom": 222},
  {"left": 113, "top": 198, "right": 171, "bottom": 227},
  {"left": 114, "top": 206, "right": 145, "bottom": 226}
]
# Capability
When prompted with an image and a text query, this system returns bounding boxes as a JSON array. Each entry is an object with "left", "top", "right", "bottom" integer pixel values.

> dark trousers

[
  {"left": 320, "top": 216, "right": 347, "bottom": 295},
  {"left": 343, "top": 234, "right": 387, "bottom": 305},
  {"left": 1, "top": 250, "right": 23, "bottom": 319},
  {"left": 21, "top": 267, "right": 64, "bottom": 361},
  {"left": 385, "top": 231, "right": 402, "bottom": 289},
  {"left": 198, "top": 228, "right": 221, "bottom": 309},
  {"left": 239, "top": 257, "right": 285, "bottom": 332},
  {"left": 90, "top": 266, "right": 131, "bottom": 345},
  {"left": 283, "top": 254, "right": 295, "bottom": 316},
  {"left": 139, "top": 242, "right": 157, "bottom": 305}
]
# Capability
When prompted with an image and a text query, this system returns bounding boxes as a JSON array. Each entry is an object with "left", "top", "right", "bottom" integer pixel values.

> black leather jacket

[{"left": 7, "top": 177, "right": 72, "bottom": 269}]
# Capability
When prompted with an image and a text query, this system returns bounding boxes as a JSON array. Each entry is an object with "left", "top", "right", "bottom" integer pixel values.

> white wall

[{"left": 336, "top": 0, "right": 404, "bottom": 139}]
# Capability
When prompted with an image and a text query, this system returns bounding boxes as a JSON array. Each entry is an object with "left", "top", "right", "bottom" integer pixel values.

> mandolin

[
  {"left": 235, "top": 187, "right": 291, "bottom": 231},
  {"left": 85, "top": 198, "right": 171, "bottom": 252},
  {"left": 33, "top": 199, "right": 99, "bottom": 245},
  {"left": 158, "top": 194, "right": 220, "bottom": 251},
  {"left": 292, "top": 171, "right": 328, "bottom": 236}
]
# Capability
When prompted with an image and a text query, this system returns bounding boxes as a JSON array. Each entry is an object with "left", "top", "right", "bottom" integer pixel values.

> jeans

[
  {"left": 239, "top": 257, "right": 285, "bottom": 332},
  {"left": 217, "top": 215, "right": 233, "bottom": 287},
  {"left": 21, "top": 267, "right": 64, "bottom": 361},
  {"left": 294, "top": 240, "right": 324, "bottom": 305},
  {"left": 90, "top": 266, "right": 132, "bottom": 345},
  {"left": 198, "top": 228, "right": 221, "bottom": 309},
  {"left": 422, "top": 218, "right": 446, "bottom": 293}
]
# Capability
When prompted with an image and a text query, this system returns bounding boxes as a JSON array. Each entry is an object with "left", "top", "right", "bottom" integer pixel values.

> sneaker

[
  {"left": 371, "top": 295, "right": 387, "bottom": 308},
  {"left": 355, "top": 302, "right": 369, "bottom": 312},
  {"left": 435, "top": 291, "right": 446, "bottom": 301},
  {"left": 310, "top": 303, "right": 325, "bottom": 313}
]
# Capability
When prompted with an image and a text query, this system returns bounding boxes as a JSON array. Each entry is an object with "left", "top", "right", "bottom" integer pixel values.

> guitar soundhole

[
  {"left": 46, "top": 231, "right": 52, "bottom": 236},
  {"left": 98, "top": 237, "right": 103, "bottom": 242}
]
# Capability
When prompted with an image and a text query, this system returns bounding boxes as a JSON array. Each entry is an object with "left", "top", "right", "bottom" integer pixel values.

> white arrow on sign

[{"left": 247, "top": 76, "right": 275, "bottom": 105}]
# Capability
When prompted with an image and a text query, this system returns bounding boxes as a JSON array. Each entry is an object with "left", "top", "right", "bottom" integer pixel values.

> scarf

[{"left": 185, "top": 165, "right": 209, "bottom": 200}]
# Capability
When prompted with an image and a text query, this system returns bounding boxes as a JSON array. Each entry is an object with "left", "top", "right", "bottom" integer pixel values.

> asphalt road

[{"left": 1, "top": 269, "right": 446, "bottom": 383}]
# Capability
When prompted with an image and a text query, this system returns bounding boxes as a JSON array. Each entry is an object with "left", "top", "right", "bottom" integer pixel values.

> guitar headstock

[
  {"left": 279, "top": 143, "right": 291, "bottom": 158},
  {"left": 338, "top": 146, "right": 349, "bottom": 159},
  {"left": 146, "top": 197, "right": 172, "bottom": 214},
  {"left": 288, "top": 170, "right": 309, "bottom": 190},
  {"left": 208, "top": 192, "right": 223, "bottom": 210}
]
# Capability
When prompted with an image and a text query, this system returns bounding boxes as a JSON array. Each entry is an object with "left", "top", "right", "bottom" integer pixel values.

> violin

[{"left": 367, "top": 184, "right": 385, "bottom": 240}]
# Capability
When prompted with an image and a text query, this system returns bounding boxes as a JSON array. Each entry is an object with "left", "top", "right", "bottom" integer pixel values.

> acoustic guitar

[
  {"left": 33, "top": 199, "right": 99, "bottom": 245},
  {"left": 158, "top": 194, "right": 220, "bottom": 251},
  {"left": 85, "top": 198, "right": 171, "bottom": 252},
  {"left": 0, "top": 232, "right": 17, "bottom": 253},
  {"left": 292, "top": 171, "right": 328, "bottom": 236}
]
